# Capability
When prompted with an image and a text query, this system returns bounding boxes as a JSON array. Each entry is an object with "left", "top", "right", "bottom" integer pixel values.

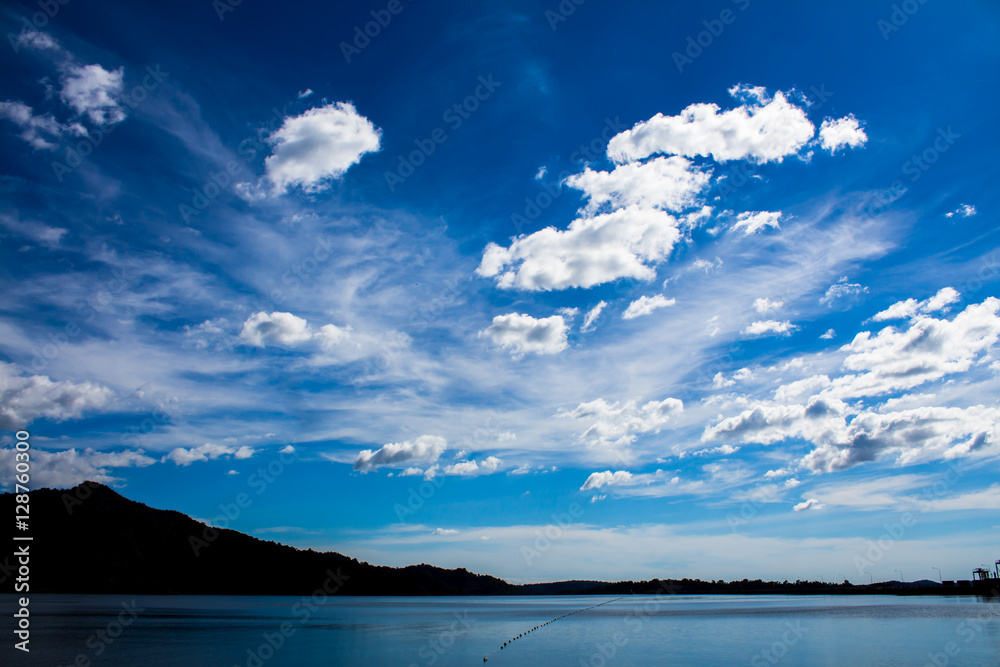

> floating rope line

[{"left": 482, "top": 597, "right": 623, "bottom": 662}]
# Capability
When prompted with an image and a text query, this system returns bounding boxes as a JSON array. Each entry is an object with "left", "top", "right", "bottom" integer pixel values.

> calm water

[{"left": 3, "top": 594, "right": 999, "bottom": 666}]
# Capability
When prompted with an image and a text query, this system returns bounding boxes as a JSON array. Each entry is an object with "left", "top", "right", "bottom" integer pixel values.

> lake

[{"left": 3, "top": 594, "right": 999, "bottom": 666}]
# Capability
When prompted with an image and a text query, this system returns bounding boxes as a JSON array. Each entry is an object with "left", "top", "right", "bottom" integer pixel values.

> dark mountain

[{"left": 1, "top": 481, "right": 515, "bottom": 595}]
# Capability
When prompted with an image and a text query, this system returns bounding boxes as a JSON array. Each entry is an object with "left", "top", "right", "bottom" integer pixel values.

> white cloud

[
  {"left": 478, "top": 86, "right": 865, "bottom": 294},
  {"left": 240, "top": 312, "right": 314, "bottom": 347},
  {"left": 479, "top": 313, "right": 568, "bottom": 357},
  {"left": 234, "top": 445, "right": 255, "bottom": 459},
  {"left": 872, "top": 287, "right": 961, "bottom": 322},
  {"left": 945, "top": 204, "right": 977, "bottom": 219},
  {"left": 872, "top": 299, "right": 918, "bottom": 322},
  {"left": 443, "top": 460, "right": 480, "bottom": 476},
  {"left": 442, "top": 456, "right": 503, "bottom": 477},
  {"left": 705, "top": 296, "right": 1000, "bottom": 473},
  {"left": 712, "top": 368, "right": 753, "bottom": 389},
  {"left": 832, "top": 296, "right": 1000, "bottom": 399},
  {"left": 565, "top": 156, "right": 710, "bottom": 214},
  {"left": 924, "top": 287, "right": 962, "bottom": 313},
  {"left": 743, "top": 320, "right": 796, "bottom": 337},
  {"left": 14, "top": 30, "right": 61, "bottom": 52},
  {"left": 622, "top": 294, "right": 675, "bottom": 320},
  {"left": 801, "top": 406, "right": 1000, "bottom": 473},
  {"left": 607, "top": 86, "right": 814, "bottom": 164},
  {"left": 581, "top": 470, "right": 633, "bottom": 491},
  {"left": 0, "top": 100, "right": 85, "bottom": 150},
  {"left": 0, "top": 362, "right": 113, "bottom": 429},
  {"left": 481, "top": 456, "right": 503, "bottom": 472},
  {"left": 354, "top": 435, "right": 447, "bottom": 472},
  {"left": 265, "top": 102, "right": 381, "bottom": 193},
  {"left": 820, "top": 329, "right": 836, "bottom": 340},
  {"left": 793, "top": 498, "right": 824, "bottom": 512},
  {"left": 733, "top": 211, "right": 782, "bottom": 235},
  {"left": 237, "top": 312, "right": 387, "bottom": 363},
  {"left": 818, "top": 115, "right": 867, "bottom": 153},
  {"left": 581, "top": 301, "right": 607, "bottom": 333},
  {"left": 314, "top": 323, "right": 354, "bottom": 348},
  {"left": 0, "top": 447, "right": 155, "bottom": 489},
  {"left": 60, "top": 63, "right": 126, "bottom": 125},
  {"left": 163, "top": 442, "right": 255, "bottom": 466},
  {"left": 432, "top": 528, "right": 459, "bottom": 536},
  {"left": 753, "top": 297, "right": 784, "bottom": 314},
  {"left": 692, "top": 257, "right": 722, "bottom": 273},
  {"left": 562, "top": 397, "right": 683, "bottom": 459},
  {"left": 821, "top": 277, "right": 868, "bottom": 305},
  {"left": 712, "top": 372, "right": 734, "bottom": 389},
  {"left": 477, "top": 206, "right": 684, "bottom": 291},
  {"left": 297, "top": 89, "right": 314, "bottom": 99}
]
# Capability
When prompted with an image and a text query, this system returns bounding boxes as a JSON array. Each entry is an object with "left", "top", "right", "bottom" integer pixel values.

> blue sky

[{"left": 1, "top": 0, "right": 999, "bottom": 584}]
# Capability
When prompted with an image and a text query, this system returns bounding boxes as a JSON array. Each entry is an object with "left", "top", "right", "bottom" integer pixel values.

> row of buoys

[{"left": 484, "top": 598, "right": 623, "bottom": 662}]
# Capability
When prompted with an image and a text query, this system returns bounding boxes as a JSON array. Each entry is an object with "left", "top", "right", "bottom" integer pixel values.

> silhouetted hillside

[{"left": 1, "top": 482, "right": 515, "bottom": 595}]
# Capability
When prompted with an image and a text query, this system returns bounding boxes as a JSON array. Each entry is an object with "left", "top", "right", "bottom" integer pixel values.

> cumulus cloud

[
  {"left": 0, "top": 362, "right": 114, "bottom": 429},
  {"left": 240, "top": 311, "right": 314, "bottom": 347},
  {"left": 237, "top": 312, "right": 393, "bottom": 364},
  {"left": 743, "top": 320, "right": 796, "bottom": 337},
  {"left": 704, "top": 294, "right": 1000, "bottom": 473},
  {"left": 0, "top": 447, "right": 155, "bottom": 489},
  {"left": 622, "top": 294, "right": 675, "bottom": 320},
  {"left": 753, "top": 297, "right": 784, "bottom": 314},
  {"left": 833, "top": 296, "right": 1000, "bottom": 399},
  {"left": 801, "top": 406, "right": 1000, "bottom": 473},
  {"left": 733, "top": 210, "right": 782, "bottom": 235},
  {"left": 442, "top": 456, "right": 504, "bottom": 477},
  {"left": 818, "top": 115, "right": 867, "bottom": 153},
  {"left": 265, "top": 102, "right": 381, "bottom": 193},
  {"left": 163, "top": 443, "right": 255, "bottom": 466},
  {"left": 477, "top": 206, "right": 684, "bottom": 291},
  {"left": 945, "top": 204, "right": 977, "bottom": 219},
  {"left": 477, "top": 85, "right": 867, "bottom": 293},
  {"left": 607, "top": 86, "right": 814, "bottom": 164},
  {"left": 479, "top": 313, "right": 569, "bottom": 357},
  {"left": 565, "top": 156, "right": 710, "bottom": 214},
  {"left": 871, "top": 287, "right": 961, "bottom": 322},
  {"left": 581, "top": 470, "right": 633, "bottom": 491},
  {"left": 354, "top": 435, "right": 447, "bottom": 472},
  {"left": 562, "top": 397, "right": 683, "bottom": 459},
  {"left": 60, "top": 63, "right": 126, "bottom": 125}
]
